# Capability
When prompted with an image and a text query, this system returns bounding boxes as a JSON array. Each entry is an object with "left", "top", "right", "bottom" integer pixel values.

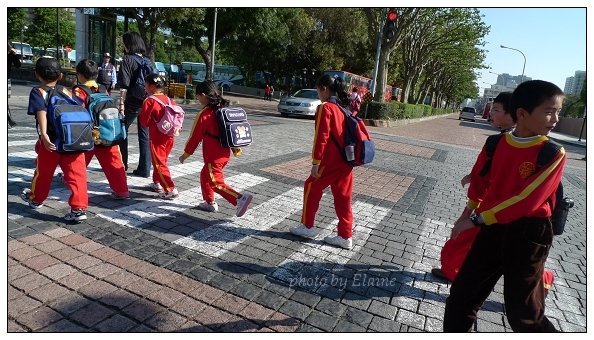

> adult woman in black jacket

[
  {"left": 8, "top": 42, "right": 21, "bottom": 128},
  {"left": 117, "top": 31, "right": 151, "bottom": 177}
]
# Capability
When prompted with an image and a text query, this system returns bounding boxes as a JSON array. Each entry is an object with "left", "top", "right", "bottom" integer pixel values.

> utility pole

[
  {"left": 210, "top": 8, "right": 217, "bottom": 80},
  {"left": 370, "top": 8, "right": 387, "bottom": 97}
]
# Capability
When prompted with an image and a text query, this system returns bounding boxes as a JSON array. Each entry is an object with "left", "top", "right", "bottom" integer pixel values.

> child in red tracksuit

[
  {"left": 444, "top": 80, "right": 566, "bottom": 332},
  {"left": 139, "top": 74, "right": 179, "bottom": 200},
  {"left": 178, "top": 80, "right": 252, "bottom": 216},
  {"left": 20, "top": 57, "right": 89, "bottom": 222},
  {"left": 289, "top": 74, "right": 354, "bottom": 250},
  {"left": 433, "top": 92, "right": 555, "bottom": 296},
  {"left": 72, "top": 59, "right": 129, "bottom": 199}
]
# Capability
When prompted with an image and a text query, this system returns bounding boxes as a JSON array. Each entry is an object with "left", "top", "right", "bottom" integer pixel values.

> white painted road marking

[{"left": 174, "top": 186, "right": 305, "bottom": 257}]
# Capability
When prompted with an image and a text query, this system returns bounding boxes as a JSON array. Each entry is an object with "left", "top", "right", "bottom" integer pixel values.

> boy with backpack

[
  {"left": 140, "top": 74, "right": 183, "bottom": 200},
  {"left": 443, "top": 80, "right": 566, "bottom": 332},
  {"left": 179, "top": 80, "right": 253, "bottom": 216},
  {"left": 72, "top": 59, "right": 129, "bottom": 199},
  {"left": 21, "top": 57, "right": 90, "bottom": 222},
  {"left": 432, "top": 92, "right": 555, "bottom": 296}
]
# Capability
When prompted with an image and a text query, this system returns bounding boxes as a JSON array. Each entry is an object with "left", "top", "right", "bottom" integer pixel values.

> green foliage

[
  {"left": 185, "top": 87, "right": 195, "bottom": 100},
  {"left": 26, "top": 9, "right": 75, "bottom": 50},
  {"left": 8, "top": 8, "right": 28, "bottom": 41},
  {"left": 361, "top": 101, "right": 446, "bottom": 120}
]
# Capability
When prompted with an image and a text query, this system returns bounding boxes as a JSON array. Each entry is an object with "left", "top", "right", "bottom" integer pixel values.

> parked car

[
  {"left": 154, "top": 61, "right": 168, "bottom": 80},
  {"left": 277, "top": 89, "right": 321, "bottom": 117},
  {"left": 11, "top": 42, "right": 34, "bottom": 64},
  {"left": 458, "top": 106, "right": 477, "bottom": 122}
]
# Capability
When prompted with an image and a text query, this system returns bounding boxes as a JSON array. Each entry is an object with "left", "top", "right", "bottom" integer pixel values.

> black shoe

[
  {"left": 431, "top": 268, "right": 451, "bottom": 281},
  {"left": 131, "top": 169, "right": 150, "bottom": 178}
]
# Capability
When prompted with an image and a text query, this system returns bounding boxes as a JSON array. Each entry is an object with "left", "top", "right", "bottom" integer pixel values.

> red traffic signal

[{"left": 387, "top": 11, "right": 397, "bottom": 21}]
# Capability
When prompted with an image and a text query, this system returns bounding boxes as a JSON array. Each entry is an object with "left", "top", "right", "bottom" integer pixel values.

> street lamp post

[
  {"left": 500, "top": 45, "right": 526, "bottom": 84},
  {"left": 20, "top": 26, "right": 27, "bottom": 60}
]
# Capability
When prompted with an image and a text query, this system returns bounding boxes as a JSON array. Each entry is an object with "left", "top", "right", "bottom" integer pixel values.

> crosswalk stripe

[
  {"left": 8, "top": 132, "right": 41, "bottom": 138},
  {"left": 96, "top": 173, "right": 269, "bottom": 228},
  {"left": 9, "top": 126, "right": 36, "bottom": 131},
  {"left": 174, "top": 186, "right": 304, "bottom": 257},
  {"left": 8, "top": 140, "right": 37, "bottom": 147},
  {"left": 270, "top": 201, "right": 390, "bottom": 286}
]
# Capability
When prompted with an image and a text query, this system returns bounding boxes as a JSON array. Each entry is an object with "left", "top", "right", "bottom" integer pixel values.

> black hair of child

[
  {"left": 35, "top": 57, "right": 61, "bottom": 82},
  {"left": 511, "top": 80, "right": 564, "bottom": 122},
  {"left": 145, "top": 74, "right": 166, "bottom": 88},
  {"left": 75, "top": 59, "right": 99, "bottom": 80},
  {"left": 316, "top": 74, "right": 350, "bottom": 108},
  {"left": 195, "top": 80, "right": 230, "bottom": 109}
]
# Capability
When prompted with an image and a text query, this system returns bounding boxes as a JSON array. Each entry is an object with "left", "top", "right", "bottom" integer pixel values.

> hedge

[{"left": 359, "top": 101, "right": 451, "bottom": 120}]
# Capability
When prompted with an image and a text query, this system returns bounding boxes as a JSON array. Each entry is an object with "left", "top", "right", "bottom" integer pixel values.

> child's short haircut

[
  {"left": 511, "top": 80, "right": 564, "bottom": 122},
  {"left": 493, "top": 92, "right": 513, "bottom": 113},
  {"left": 76, "top": 59, "right": 99, "bottom": 80},
  {"left": 145, "top": 74, "right": 166, "bottom": 88},
  {"left": 35, "top": 56, "right": 61, "bottom": 82}
]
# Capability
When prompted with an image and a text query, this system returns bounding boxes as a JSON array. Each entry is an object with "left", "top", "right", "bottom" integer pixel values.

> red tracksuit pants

[
  {"left": 200, "top": 160, "right": 240, "bottom": 205},
  {"left": 150, "top": 138, "right": 176, "bottom": 193},
  {"left": 301, "top": 163, "right": 353, "bottom": 238},
  {"left": 27, "top": 139, "right": 88, "bottom": 210},
  {"left": 84, "top": 145, "right": 128, "bottom": 196}
]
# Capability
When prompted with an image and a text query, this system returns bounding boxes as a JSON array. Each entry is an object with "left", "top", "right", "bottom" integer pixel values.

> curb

[
  {"left": 363, "top": 113, "right": 453, "bottom": 127},
  {"left": 548, "top": 136, "right": 586, "bottom": 148}
]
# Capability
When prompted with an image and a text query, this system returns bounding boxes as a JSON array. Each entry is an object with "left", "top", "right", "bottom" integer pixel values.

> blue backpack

[
  {"left": 327, "top": 97, "right": 375, "bottom": 166},
  {"left": 43, "top": 86, "right": 94, "bottom": 153},
  {"left": 76, "top": 85, "right": 126, "bottom": 146}
]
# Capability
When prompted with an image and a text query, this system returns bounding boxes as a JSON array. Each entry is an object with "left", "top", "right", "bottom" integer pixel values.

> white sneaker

[
  {"left": 149, "top": 182, "right": 164, "bottom": 193},
  {"left": 198, "top": 201, "right": 219, "bottom": 212},
  {"left": 324, "top": 235, "right": 353, "bottom": 250},
  {"left": 235, "top": 192, "right": 253, "bottom": 217},
  {"left": 289, "top": 224, "right": 319, "bottom": 239},
  {"left": 159, "top": 188, "right": 179, "bottom": 200}
]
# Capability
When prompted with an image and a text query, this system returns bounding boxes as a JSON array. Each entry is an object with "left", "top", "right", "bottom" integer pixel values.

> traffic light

[{"left": 386, "top": 10, "right": 397, "bottom": 40}]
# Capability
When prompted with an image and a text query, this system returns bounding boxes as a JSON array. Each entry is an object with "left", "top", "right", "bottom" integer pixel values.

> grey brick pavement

[{"left": 6, "top": 87, "right": 587, "bottom": 332}]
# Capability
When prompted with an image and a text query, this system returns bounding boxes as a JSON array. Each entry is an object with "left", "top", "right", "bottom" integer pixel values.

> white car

[
  {"left": 458, "top": 106, "right": 477, "bottom": 122},
  {"left": 277, "top": 89, "right": 321, "bottom": 117}
]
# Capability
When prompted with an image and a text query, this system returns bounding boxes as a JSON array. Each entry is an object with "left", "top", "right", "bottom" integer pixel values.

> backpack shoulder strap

[
  {"left": 478, "top": 133, "right": 505, "bottom": 177},
  {"left": 149, "top": 95, "right": 166, "bottom": 106},
  {"left": 536, "top": 139, "right": 562, "bottom": 170}
]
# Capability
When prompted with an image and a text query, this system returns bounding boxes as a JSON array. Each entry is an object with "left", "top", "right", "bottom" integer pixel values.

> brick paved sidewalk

[{"left": 8, "top": 227, "right": 300, "bottom": 332}]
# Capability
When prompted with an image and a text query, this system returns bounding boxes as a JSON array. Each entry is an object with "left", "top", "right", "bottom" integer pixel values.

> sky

[{"left": 475, "top": 8, "right": 586, "bottom": 94}]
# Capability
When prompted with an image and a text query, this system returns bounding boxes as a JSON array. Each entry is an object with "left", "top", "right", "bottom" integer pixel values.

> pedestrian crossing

[{"left": 7, "top": 124, "right": 401, "bottom": 276}]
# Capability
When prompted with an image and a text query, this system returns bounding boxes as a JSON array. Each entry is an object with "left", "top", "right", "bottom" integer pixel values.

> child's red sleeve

[
  {"left": 139, "top": 98, "right": 152, "bottom": 128},
  {"left": 466, "top": 147, "right": 490, "bottom": 209},
  {"left": 183, "top": 109, "right": 206, "bottom": 156},
  {"left": 311, "top": 103, "right": 332, "bottom": 165}
]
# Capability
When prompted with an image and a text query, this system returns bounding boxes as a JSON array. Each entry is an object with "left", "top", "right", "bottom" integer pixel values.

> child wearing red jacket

[
  {"left": 20, "top": 57, "right": 89, "bottom": 222},
  {"left": 139, "top": 74, "right": 179, "bottom": 199},
  {"left": 178, "top": 80, "right": 252, "bottom": 216},
  {"left": 444, "top": 80, "right": 566, "bottom": 332},
  {"left": 72, "top": 59, "right": 129, "bottom": 199},
  {"left": 289, "top": 75, "right": 354, "bottom": 250}
]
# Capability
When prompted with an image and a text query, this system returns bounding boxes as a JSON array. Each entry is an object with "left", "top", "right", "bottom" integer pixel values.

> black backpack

[
  {"left": 212, "top": 107, "right": 253, "bottom": 148},
  {"left": 129, "top": 55, "right": 156, "bottom": 100},
  {"left": 480, "top": 133, "right": 573, "bottom": 235}
]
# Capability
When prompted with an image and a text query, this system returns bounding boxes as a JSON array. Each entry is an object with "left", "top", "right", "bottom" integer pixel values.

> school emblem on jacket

[
  {"left": 519, "top": 161, "right": 536, "bottom": 178},
  {"left": 234, "top": 125, "right": 250, "bottom": 139}
]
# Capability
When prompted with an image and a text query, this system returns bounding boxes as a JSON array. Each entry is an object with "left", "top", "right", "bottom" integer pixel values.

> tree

[
  {"left": 364, "top": 8, "right": 421, "bottom": 102},
  {"left": 8, "top": 8, "right": 28, "bottom": 42},
  {"left": 26, "top": 8, "right": 75, "bottom": 52},
  {"left": 397, "top": 8, "right": 488, "bottom": 104}
]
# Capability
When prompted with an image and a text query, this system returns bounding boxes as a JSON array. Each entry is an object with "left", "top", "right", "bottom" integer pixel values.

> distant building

[
  {"left": 564, "top": 71, "right": 586, "bottom": 95},
  {"left": 495, "top": 73, "right": 532, "bottom": 87}
]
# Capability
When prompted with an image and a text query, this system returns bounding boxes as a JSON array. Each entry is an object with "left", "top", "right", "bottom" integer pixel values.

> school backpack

[
  {"left": 129, "top": 55, "right": 157, "bottom": 100},
  {"left": 149, "top": 95, "right": 185, "bottom": 136},
  {"left": 42, "top": 86, "right": 94, "bottom": 153},
  {"left": 75, "top": 85, "right": 126, "bottom": 146},
  {"left": 327, "top": 97, "right": 375, "bottom": 166},
  {"left": 479, "top": 133, "right": 573, "bottom": 235},
  {"left": 214, "top": 107, "right": 253, "bottom": 148}
]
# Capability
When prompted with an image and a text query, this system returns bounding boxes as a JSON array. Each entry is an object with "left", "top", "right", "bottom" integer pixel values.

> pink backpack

[{"left": 150, "top": 95, "right": 185, "bottom": 136}]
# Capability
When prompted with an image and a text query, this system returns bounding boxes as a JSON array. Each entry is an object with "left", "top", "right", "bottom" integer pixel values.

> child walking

[
  {"left": 20, "top": 57, "right": 89, "bottom": 222},
  {"left": 289, "top": 75, "right": 355, "bottom": 250},
  {"left": 139, "top": 74, "right": 179, "bottom": 199},
  {"left": 443, "top": 80, "right": 566, "bottom": 332},
  {"left": 179, "top": 80, "right": 252, "bottom": 216},
  {"left": 72, "top": 59, "right": 129, "bottom": 199}
]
